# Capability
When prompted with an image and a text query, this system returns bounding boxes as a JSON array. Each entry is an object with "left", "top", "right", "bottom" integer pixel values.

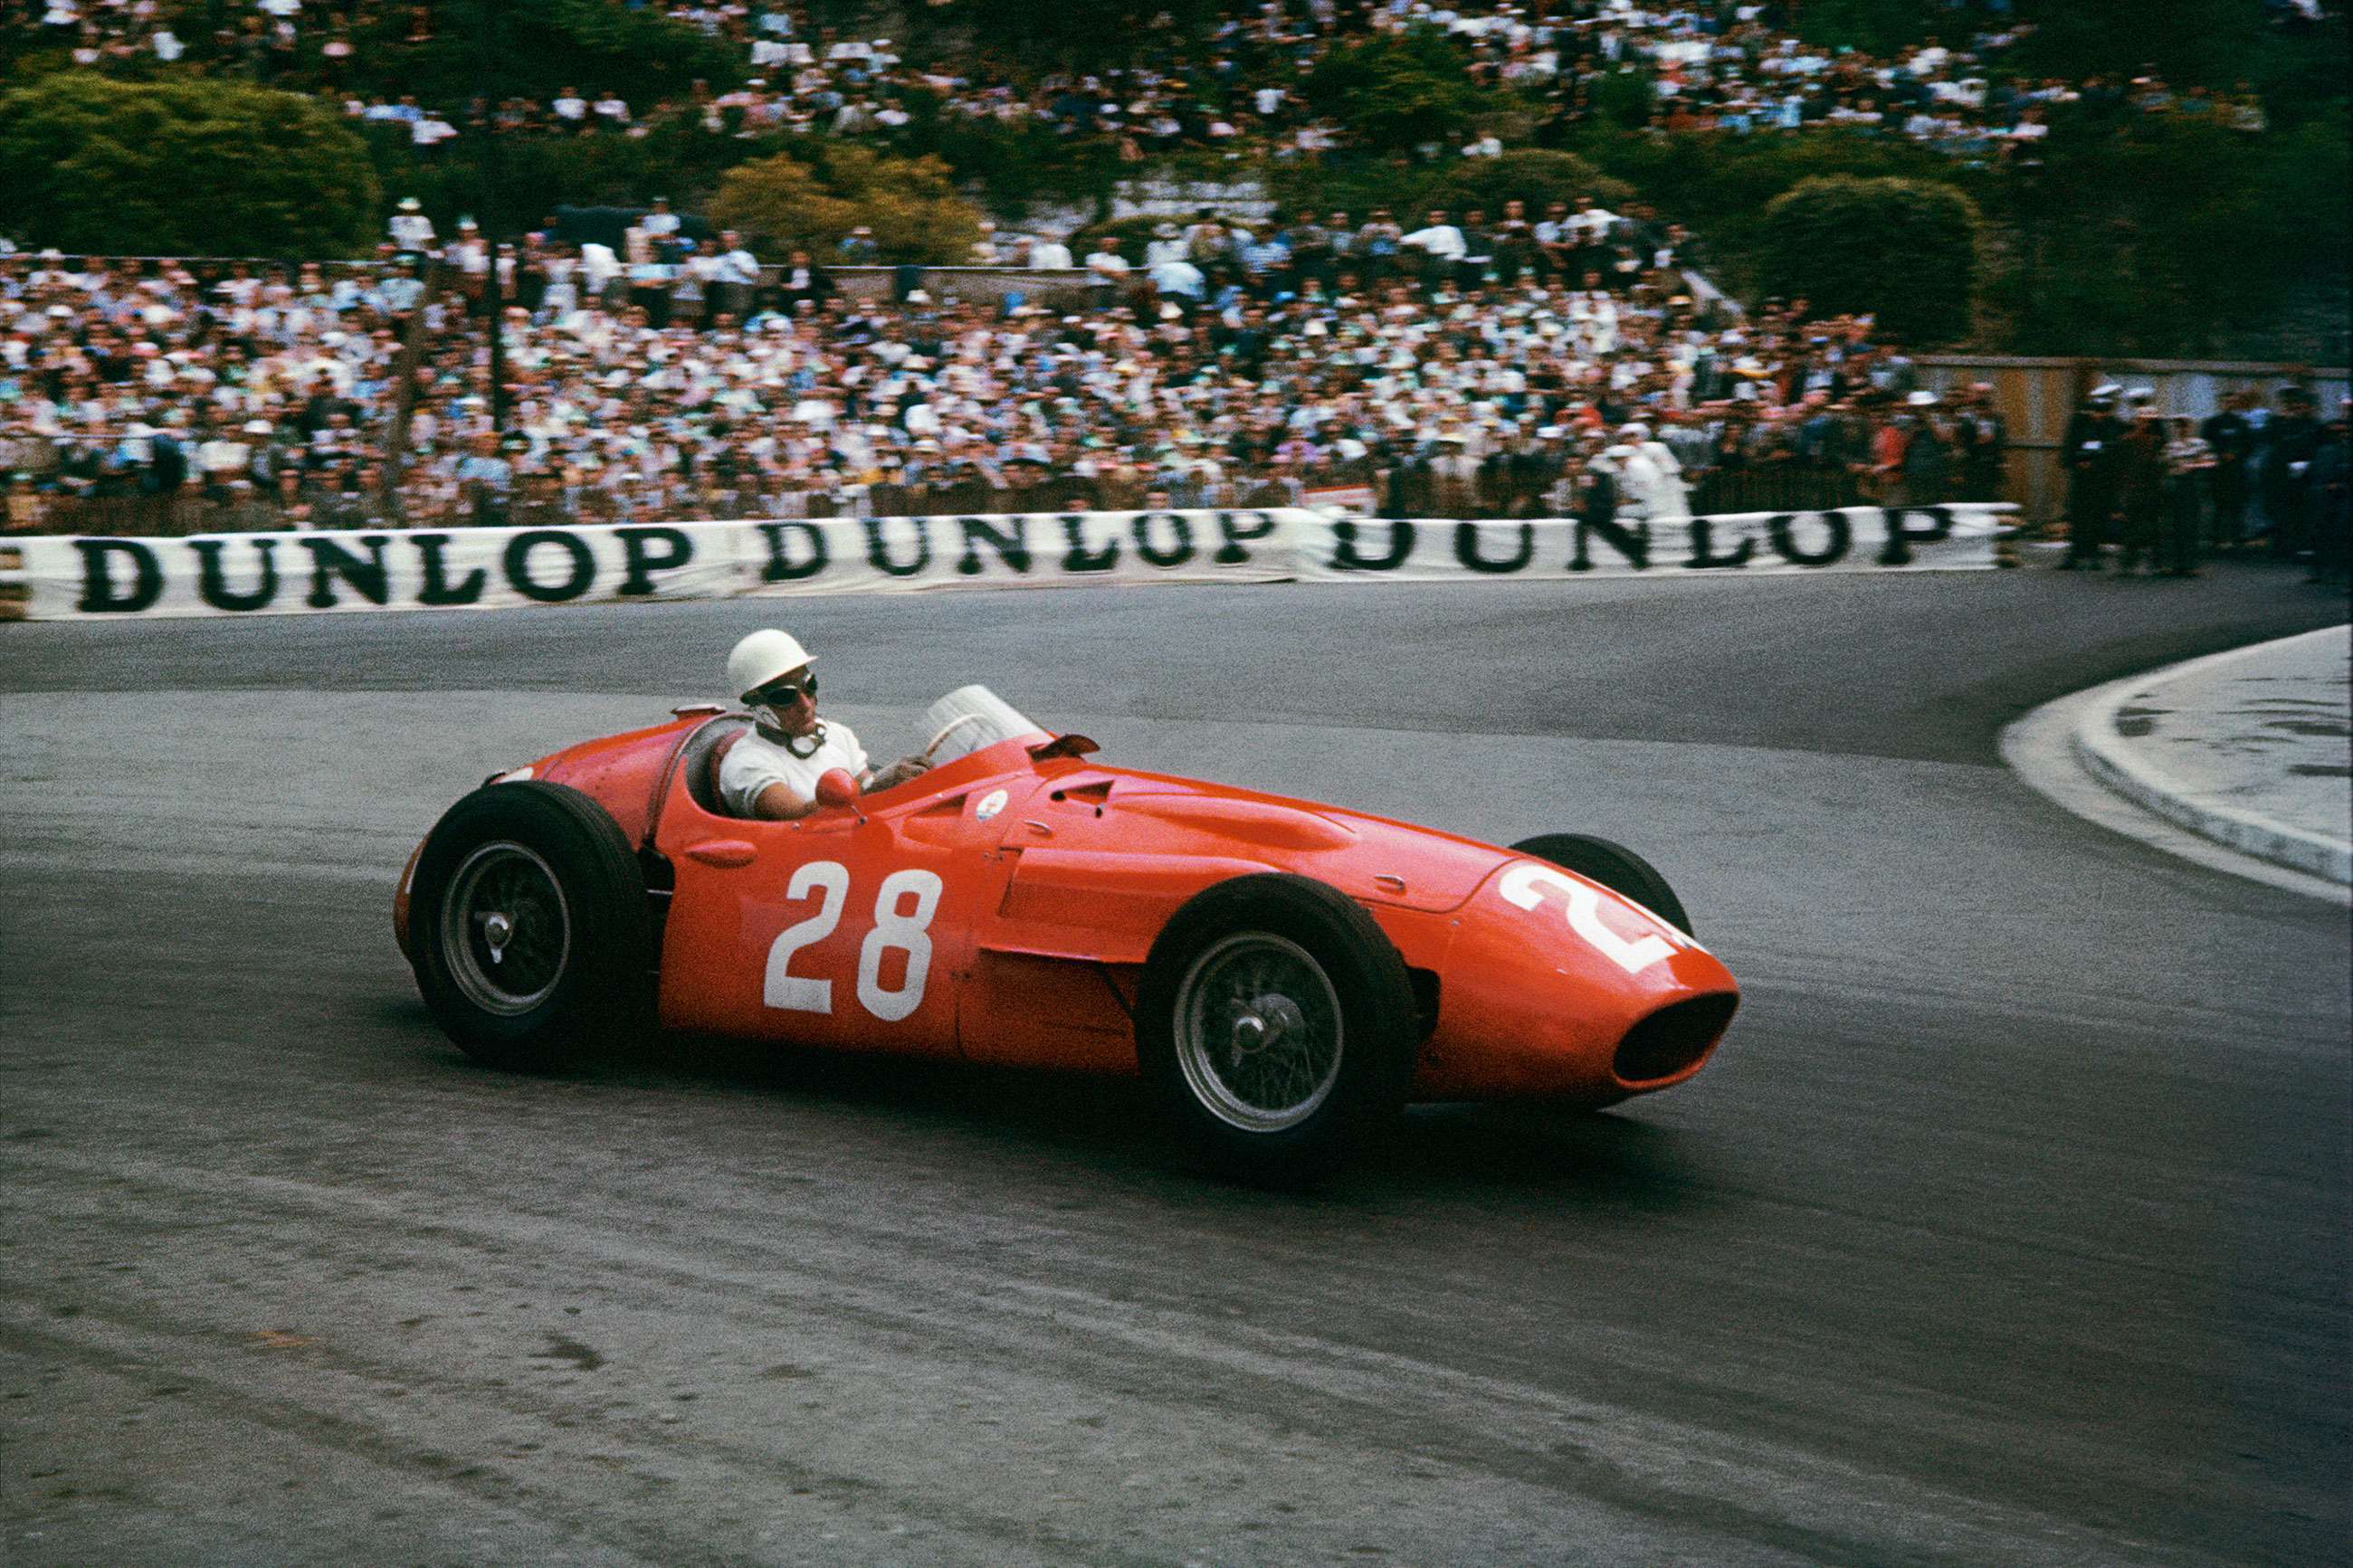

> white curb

[{"left": 2070, "top": 628, "right": 2351, "bottom": 886}]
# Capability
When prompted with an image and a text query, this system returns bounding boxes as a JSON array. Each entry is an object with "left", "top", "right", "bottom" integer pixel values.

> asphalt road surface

[{"left": 4, "top": 566, "right": 2348, "bottom": 1566}]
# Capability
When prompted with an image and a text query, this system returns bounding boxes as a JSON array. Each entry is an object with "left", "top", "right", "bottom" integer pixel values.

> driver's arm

[{"left": 750, "top": 783, "right": 817, "bottom": 821}]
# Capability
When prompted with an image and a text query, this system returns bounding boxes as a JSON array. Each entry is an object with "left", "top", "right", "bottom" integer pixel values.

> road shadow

[
  {"left": 594, "top": 1029, "right": 1716, "bottom": 1209},
  {"left": 377, "top": 999, "right": 1718, "bottom": 1211},
  {"left": 1363, "top": 1102, "right": 1716, "bottom": 1212}
]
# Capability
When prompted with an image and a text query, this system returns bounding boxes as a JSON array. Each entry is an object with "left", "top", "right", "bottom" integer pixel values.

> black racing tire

[
  {"left": 1136, "top": 874, "right": 1417, "bottom": 1184},
  {"left": 1508, "top": 833, "right": 1693, "bottom": 936},
  {"left": 408, "top": 781, "right": 653, "bottom": 1071}
]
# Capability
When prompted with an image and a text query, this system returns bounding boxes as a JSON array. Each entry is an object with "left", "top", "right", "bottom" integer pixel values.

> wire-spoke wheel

[
  {"left": 409, "top": 782, "right": 651, "bottom": 1071},
  {"left": 1175, "top": 933, "right": 1347, "bottom": 1134},
  {"left": 1139, "top": 874, "right": 1417, "bottom": 1183},
  {"left": 441, "top": 841, "right": 572, "bottom": 1017}
]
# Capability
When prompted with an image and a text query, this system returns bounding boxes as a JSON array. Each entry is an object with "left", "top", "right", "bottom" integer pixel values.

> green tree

[
  {"left": 710, "top": 147, "right": 983, "bottom": 263},
  {"left": 1569, "top": 127, "right": 1953, "bottom": 296},
  {"left": 887, "top": 93, "right": 1124, "bottom": 216},
  {"left": 1302, "top": 30, "right": 1518, "bottom": 155},
  {"left": 1268, "top": 146, "right": 1638, "bottom": 240},
  {"left": 353, "top": 0, "right": 743, "bottom": 111},
  {"left": 1767, "top": 0, "right": 1944, "bottom": 54},
  {"left": 914, "top": 0, "right": 1217, "bottom": 70},
  {"left": 1757, "top": 176, "right": 1980, "bottom": 344},
  {"left": 2006, "top": 0, "right": 2265, "bottom": 87},
  {"left": 1589, "top": 65, "right": 1657, "bottom": 130},
  {"left": 0, "top": 74, "right": 378, "bottom": 256},
  {"left": 1418, "top": 149, "right": 1636, "bottom": 220},
  {"left": 1989, "top": 114, "right": 2350, "bottom": 357}
]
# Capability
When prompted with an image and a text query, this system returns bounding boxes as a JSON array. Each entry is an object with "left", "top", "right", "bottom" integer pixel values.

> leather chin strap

[{"left": 753, "top": 710, "right": 827, "bottom": 758}]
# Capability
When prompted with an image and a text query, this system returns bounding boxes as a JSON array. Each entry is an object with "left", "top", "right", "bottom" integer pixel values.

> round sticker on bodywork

[{"left": 974, "top": 787, "right": 1009, "bottom": 822}]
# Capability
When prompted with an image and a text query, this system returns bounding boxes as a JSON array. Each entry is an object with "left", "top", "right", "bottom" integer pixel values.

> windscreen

[{"left": 917, "top": 685, "right": 1047, "bottom": 767}]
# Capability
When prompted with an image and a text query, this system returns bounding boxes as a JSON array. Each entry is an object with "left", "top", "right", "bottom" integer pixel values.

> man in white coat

[
  {"left": 1617, "top": 421, "right": 1691, "bottom": 520},
  {"left": 1401, "top": 209, "right": 1466, "bottom": 289},
  {"left": 1027, "top": 232, "right": 1073, "bottom": 270}
]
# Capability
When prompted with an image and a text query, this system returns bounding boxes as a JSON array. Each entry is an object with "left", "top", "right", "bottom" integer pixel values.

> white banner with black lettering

[
  {"left": 743, "top": 511, "right": 1295, "bottom": 596},
  {"left": 8, "top": 522, "right": 746, "bottom": 620},
  {"left": 0, "top": 505, "right": 2008, "bottom": 620},
  {"left": 1291, "top": 506, "right": 2005, "bottom": 580},
  {"left": 1, "top": 512, "right": 1294, "bottom": 620}
]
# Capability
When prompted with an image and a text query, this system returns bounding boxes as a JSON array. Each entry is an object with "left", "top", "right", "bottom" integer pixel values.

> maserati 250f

[{"left": 395, "top": 688, "right": 1738, "bottom": 1178}]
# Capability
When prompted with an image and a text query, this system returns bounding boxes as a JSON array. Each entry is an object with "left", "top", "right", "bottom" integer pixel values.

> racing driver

[{"left": 720, "top": 629, "right": 929, "bottom": 820}]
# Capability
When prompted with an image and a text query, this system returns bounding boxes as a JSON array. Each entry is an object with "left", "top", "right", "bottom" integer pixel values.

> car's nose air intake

[{"left": 1614, "top": 993, "right": 1739, "bottom": 1086}]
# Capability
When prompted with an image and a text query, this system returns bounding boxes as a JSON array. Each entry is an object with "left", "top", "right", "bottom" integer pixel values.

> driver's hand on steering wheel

[{"left": 870, "top": 755, "right": 929, "bottom": 792}]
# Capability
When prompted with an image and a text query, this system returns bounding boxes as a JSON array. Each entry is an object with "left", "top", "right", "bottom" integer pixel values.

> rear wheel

[
  {"left": 409, "top": 782, "right": 652, "bottom": 1070},
  {"left": 1137, "top": 874, "right": 1417, "bottom": 1183},
  {"left": 1509, "top": 833, "right": 1693, "bottom": 936}
]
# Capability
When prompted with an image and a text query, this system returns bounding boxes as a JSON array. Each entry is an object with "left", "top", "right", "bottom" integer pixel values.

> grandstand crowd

[
  {"left": 9, "top": 221, "right": 2344, "bottom": 577},
  {"left": 10, "top": 0, "right": 2314, "bottom": 168},
  {"left": 2, "top": 219, "right": 2029, "bottom": 537},
  {"left": 1, "top": 1, "right": 2343, "bottom": 568}
]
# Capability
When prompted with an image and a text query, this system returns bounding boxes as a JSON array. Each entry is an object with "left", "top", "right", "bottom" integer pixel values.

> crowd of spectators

[
  {"left": 3, "top": 0, "right": 2339, "bottom": 547},
  {"left": 7, "top": 214, "right": 2346, "bottom": 574},
  {"left": 0, "top": 251, "right": 425, "bottom": 533},
  {"left": 1, "top": 201, "right": 2041, "bottom": 538},
  {"left": 9, "top": 0, "right": 2315, "bottom": 174}
]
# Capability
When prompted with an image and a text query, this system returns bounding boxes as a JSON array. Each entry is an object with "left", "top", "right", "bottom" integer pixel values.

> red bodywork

[{"left": 397, "top": 709, "right": 1738, "bottom": 1103}]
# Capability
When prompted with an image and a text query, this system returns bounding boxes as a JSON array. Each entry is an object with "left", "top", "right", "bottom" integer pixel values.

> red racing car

[{"left": 395, "top": 688, "right": 1738, "bottom": 1178}]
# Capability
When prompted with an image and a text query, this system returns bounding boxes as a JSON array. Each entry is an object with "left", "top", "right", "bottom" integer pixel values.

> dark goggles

[{"left": 756, "top": 671, "right": 817, "bottom": 705}]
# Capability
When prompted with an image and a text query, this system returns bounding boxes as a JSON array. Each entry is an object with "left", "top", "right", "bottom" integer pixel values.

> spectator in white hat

[{"left": 388, "top": 197, "right": 434, "bottom": 254}]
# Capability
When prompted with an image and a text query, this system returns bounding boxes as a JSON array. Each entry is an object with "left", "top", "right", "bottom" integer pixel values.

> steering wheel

[{"left": 921, "top": 711, "right": 986, "bottom": 763}]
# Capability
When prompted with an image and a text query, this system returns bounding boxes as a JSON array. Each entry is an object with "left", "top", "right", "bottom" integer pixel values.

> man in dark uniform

[
  {"left": 1574, "top": 444, "right": 1620, "bottom": 533},
  {"left": 1381, "top": 446, "right": 1435, "bottom": 519},
  {"left": 1511, "top": 431, "right": 1563, "bottom": 519},
  {"left": 2114, "top": 390, "right": 2168, "bottom": 575},
  {"left": 2199, "top": 391, "right": 2256, "bottom": 549},
  {"left": 2059, "top": 384, "right": 2123, "bottom": 570},
  {"left": 1954, "top": 382, "right": 2008, "bottom": 502},
  {"left": 1898, "top": 391, "right": 1954, "bottom": 506},
  {"left": 2260, "top": 386, "right": 2325, "bottom": 565},
  {"left": 1950, "top": 383, "right": 2013, "bottom": 563},
  {"left": 1476, "top": 440, "right": 1518, "bottom": 519}
]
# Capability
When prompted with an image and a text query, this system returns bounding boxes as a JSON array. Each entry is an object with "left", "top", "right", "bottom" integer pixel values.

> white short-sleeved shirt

[{"left": 719, "top": 722, "right": 868, "bottom": 818}]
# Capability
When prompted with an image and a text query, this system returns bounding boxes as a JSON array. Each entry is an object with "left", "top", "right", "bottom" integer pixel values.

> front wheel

[
  {"left": 1508, "top": 833, "right": 1693, "bottom": 936},
  {"left": 408, "top": 781, "right": 652, "bottom": 1070},
  {"left": 1137, "top": 874, "right": 1417, "bottom": 1183}
]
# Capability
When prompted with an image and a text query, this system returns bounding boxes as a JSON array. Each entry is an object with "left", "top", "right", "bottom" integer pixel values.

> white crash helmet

[{"left": 727, "top": 628, "right": 814, "bottom": 700}]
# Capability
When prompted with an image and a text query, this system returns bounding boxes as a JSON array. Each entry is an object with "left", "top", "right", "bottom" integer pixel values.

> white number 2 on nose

[{"left": 1499, "top": 862, "right": 1680, "bottom": 975}]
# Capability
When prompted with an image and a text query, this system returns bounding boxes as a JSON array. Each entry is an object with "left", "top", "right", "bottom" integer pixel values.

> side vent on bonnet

[{"left": 1613, "top": 993, "right": 1739, "bottom": 1085}]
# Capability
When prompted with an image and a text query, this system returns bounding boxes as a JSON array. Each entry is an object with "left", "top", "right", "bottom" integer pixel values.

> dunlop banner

[
  {"left": 3, "top": 505, "right": 2007, "bottom": 620},
  {"left": 1291, "top": 506, "right": 2005, "bottom": 580}
]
